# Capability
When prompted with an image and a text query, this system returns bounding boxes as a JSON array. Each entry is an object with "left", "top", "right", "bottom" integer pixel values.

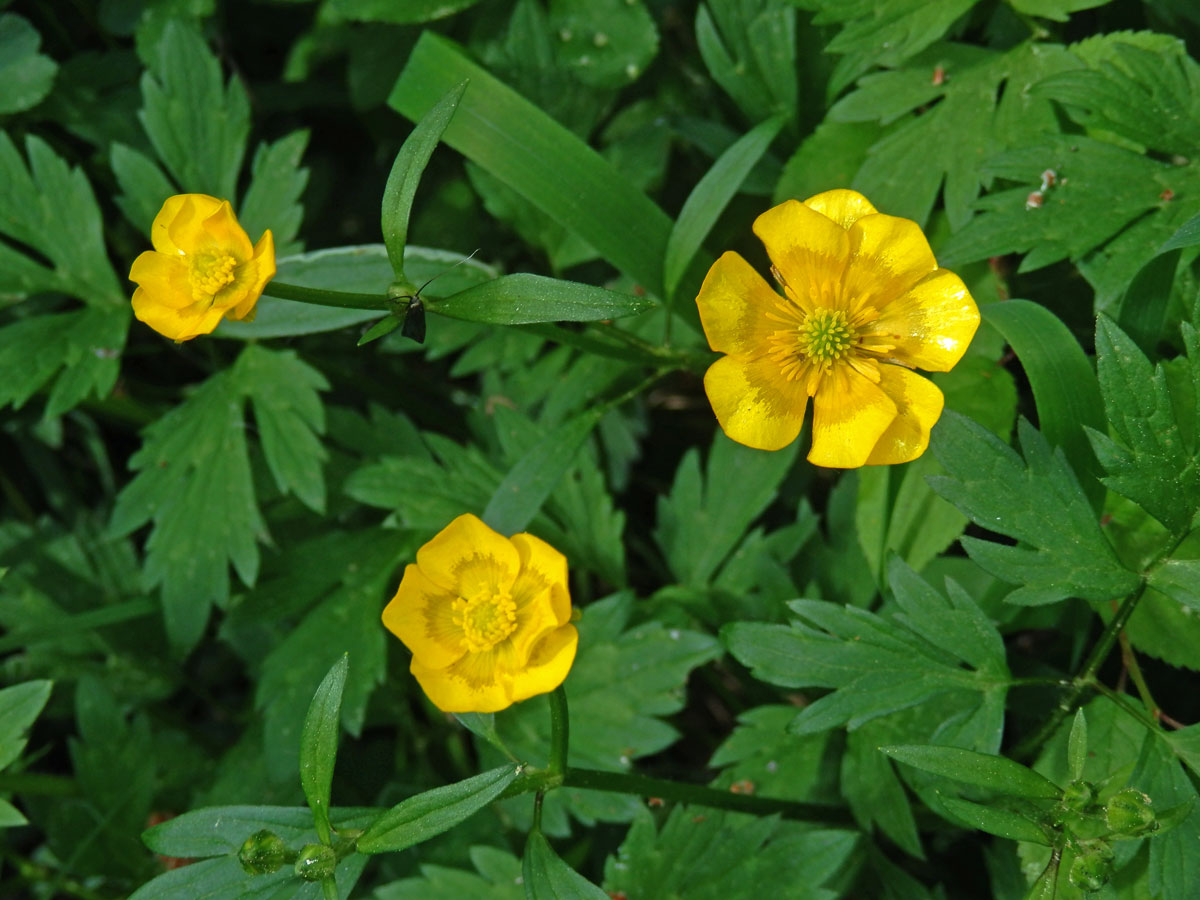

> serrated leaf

[
  {"left": 300, "top": 656, "right": 349, "bottom": 846},
  {"left": 326, "top": 0, "right": 481, "bottom": 23},
  {"left": 655, "top": 431, "right": 798, "bottom": 586},
  {"left": 139, "top": 20, "right": 249, "bottom": 197},
  {"left": 0, "top": 680, "right": 53, "bottom": 770},
  {"left": 240, "top": 130, "right": 310, "bottom": 257},
  {"left": 696, "top": 0, "right": 797, "bottom": 122},
  {"left": 1089, "top": 316, "right": 1198, "bottom": 536},
  {"left": 524, "top": 830, "right": 610, "bottom": 900},
  {"left": 882, "top": 746, "right": 1061, "bottom": 799},
  {"left": 0, "top": 14, "right": 58, "bottom": 114},
  {"left": 724, "top": 562, "right": 1008, "bottom": 737},
  {"left": 929, "top": 413, "right": 1140, "bottom": 605},
  {"left": 111, "top": 142, "right": 176, "bottom": 233},
  {"left": 0, "top": 132, "right": 123, "bottom": 303},
  {"left": 357, "top": 765, "right": 521, "bottom": 854}
]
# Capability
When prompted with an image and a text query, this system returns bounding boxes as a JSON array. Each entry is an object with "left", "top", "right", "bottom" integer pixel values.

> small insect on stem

[{"left": 394, "top": 249, "right": 481, "bottom": 344}]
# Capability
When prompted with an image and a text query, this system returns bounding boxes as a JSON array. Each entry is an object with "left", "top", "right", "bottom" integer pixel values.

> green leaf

[
  {"left": 238, "top": 345, "right": 330, "bottom": 513},
  {"left": 929, "top": 414, "right": 1140, "bottom": 605},
  {"left": 881, "top": 746, "right": 1062, "bottom": 799},
  {"left": 655, "top": 431, "right": 799, "bottom": 586},
  {"left": 603, "top": 806, "right": 856, "bottom": 900},
  {"left": 983, "top": 300, "right": 1107, "bottom": 508},
  {"left": 357, "top": 764, "right": 521, "bottom": 854},
  {"left": 0, "top": 798, "right": 26, "bottom": 829},
  {"left": 695, "top": 0, "right": 797, "bottom": 123},
  {"left": 1008, "top": 0, "right": 1109, "bottom": 20},
  {"left": 934, "top": 793, "right": 1051, "bottom": 845},
  {"left": 1088, "top": 316, "right": 1198, "bottom": 537},
  {"left": 0, "top": 680, "right": 52, "bottom": 770},
  {"left": 774, "top": 119, "right": 882, "bottom": 205},
  {"left": 0, "top": 132, "right": 123, "bottom": 304},
  {"left": 427, "top": 274, "right": 654, "bottom": 324},
  {"left": 835, "top": 42, "right": 1075, "bottom": 227},
  {"left": 111, "top": 142, "right": 176, "bottom": 233},
  {"left": 373, "top": 846, "right": 525, "bottom": 900},
  {"left": 139, "top": 20, "right": 249, "bottom": 197},
  {"left": 390, "top": 32, "right": 675, "bottom": 296},
  {"left": 724, "top": 561, "right": 1008, "bottom": 737},
  {"left": 0, "top": 14, "right": 57, "bottom": 114},
  {"left": 483, "top": 408, "right": 604, "bottom": 535},
  {"left": 523, "top": 830, "right": 610, "bottom": 900},
  {"left": 240, "top": 130, "right": 311, "bottom": 257},
  {"left": 1159, "top": 208, "right": 1200, "bottom": 253},
  {"left": 326, "top": 0, "right": 482, "bottom": 23},
  {"left": 1148, "top": 558, "right": 1200, "bottom": 614},
  {"left": 1067, "top": 709, "right": 1088, "bottom": 783},
  {"left": 548, "top": 0, "right": 660, "bottom": 89},
  {"left": 382, "top": 80, "right": 468, "bottom": 281},
  {"left": 664, "top": 113, "right": 787, "bottom": 301},
  {"left": 108, "top": 366, "right": 261, "bottom": 650},
  {"left": 1114, "top": 248, "right": 1180, "bottom": 354},
  {"left": 127, "top": 853, "right": 367, "bottom": 900},
  {"left": 709, "top": 706, "right": 841, "bottom": 803},
  {"left": 300, "top": 656, "right": 349, "bottom": 846}
]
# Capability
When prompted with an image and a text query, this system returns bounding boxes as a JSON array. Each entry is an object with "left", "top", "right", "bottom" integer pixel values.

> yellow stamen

[
  {"left": 189, "top": 252, "right": 238, "bottom": 302},
  {"left": 451, "top": 590, "right": 518, "bottom": 653}
]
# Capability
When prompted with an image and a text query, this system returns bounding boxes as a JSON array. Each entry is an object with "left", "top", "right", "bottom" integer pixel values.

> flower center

[
  {"left": 798, "top": 307, "right": 854, "bottom": 369},
  {"left": 189, "top": 252, "right": 238, "bottom": 302},
  {"left": 452, "top": 591, "right": 518, "bottom": 653}
]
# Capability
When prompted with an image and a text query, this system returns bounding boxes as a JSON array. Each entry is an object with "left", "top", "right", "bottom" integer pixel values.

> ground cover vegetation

[{"left": 3, "top": 0, "right": 1200, "bottom": 897}]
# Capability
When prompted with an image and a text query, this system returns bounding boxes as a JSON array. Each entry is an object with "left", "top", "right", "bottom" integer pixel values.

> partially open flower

[
  {"left": 129, "top": 193, "right": 275, "bottom": 341},
  {"left": 695, "top": 189, "right": 979, "bottom": 467},
  {"left": 382, "top": 514, "right": 578, "bottom": 713}
]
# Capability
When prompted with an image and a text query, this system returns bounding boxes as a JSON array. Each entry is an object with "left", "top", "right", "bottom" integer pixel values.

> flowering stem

[
  {"left": 547, "top": 686, "right": 569, "bottom": 777},
  {"left": 262, "top": 280, "right": 391, "bottom": 310}
]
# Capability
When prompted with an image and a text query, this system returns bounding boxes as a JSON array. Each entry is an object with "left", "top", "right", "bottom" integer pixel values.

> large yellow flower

[
  {"left": 382, "top": 514, "right": 579, "bottom": 713},
  {"left": 129, "top": 193, "right": 275, "bottom": 342},
  {"left": 695, "top": 189, "right": 979, "bottom": 467}
]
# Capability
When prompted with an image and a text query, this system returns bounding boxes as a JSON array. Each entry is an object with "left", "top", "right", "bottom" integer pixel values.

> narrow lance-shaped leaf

[
  {"left": 881, "top": 745, "right": 1062, "bottom": 799},
  {"left": 426, "top": 273, "right": 654, "bottom": 325},
  {"left": 382, "top": 80, "right": 469, "bottom": 283},
  {"left": 935, "top": 793, "right": 1052, "bottom": 846},
  {"left": 1067, "top": 709, "right": 1088, "bottom": 784},
  {"left": 664, "top": 113, "right": 788, "bottom": 301},
  {"left": 300, "top": 655, "right": 349, "bottom": 846},
  {"left": 357, "top": 764, "right": 521, "bottom": 854},
  {"left": 523, "top": 830, "right": 610, "bottom": 900}
]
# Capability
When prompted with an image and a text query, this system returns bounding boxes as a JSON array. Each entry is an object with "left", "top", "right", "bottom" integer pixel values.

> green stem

[
  {"left": 1118, "top": 629, "right": 1159, "bottom": 718},
  {"left": 1012, "top": 582, "right": 1148, "bottom": 761},
  {"left": 547, "top": 687, "right": 569, "bottom": 777},
  {"left": 0, "top": 772, "right": 79, "bottom": 796},
  {"left": 0, "top": 599, "right": 157, "bottom": 654},
  {"left": 562, "top": 767, "right": 854, "bottom": 825},
  {"left": 262, "top": 280, "right": 389, "bottom": 311},
  {"left": 1089, "top": 681, "right": 1160, "bottom": 733}
]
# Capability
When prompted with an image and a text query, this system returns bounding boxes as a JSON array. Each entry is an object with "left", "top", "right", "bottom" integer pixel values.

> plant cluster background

[{"left": 2, "top": 0, "right": 1200, "bottom": 898}]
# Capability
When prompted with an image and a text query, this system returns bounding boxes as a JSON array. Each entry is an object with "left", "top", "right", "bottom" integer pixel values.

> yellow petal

[
  {"left": 865, "top": 365, "right": 945, "bottom": 465},
  {"left": 509, "top": 625, "right": 579, "bottom": 704},
  {"left": 808, "top": 367, "right": 898, "bottom": 468},
  {"left": 154, "top": 193, "right": 223, "bottom": 256},
  {"left": 510, "top": 533, "right": 571, "bottom": 625},
  {"left": 843, "top": 213, "right": 938, "bottom": 312},
  {"left": 804, "top": 189, "right": 878, "bottom": 230},
  {"left": 229, "top": 230, "right": 276, "bottom": 320},
  {"left": 416, "top": 513, "right": 521, "bottom": 596},
  {"left": 411, "top": 649, "right": 514, "bottom": 713},
  {"left": 703, "top": 353, "right": 808, "bottom": 451},
  {"left": 870, "top": 268, "right": 980, "bottom": 372},
  {"left": 694, "top": 251, "right": 782, "bottom": 355},
  {"left": 381, "top": 564, "right": 467, "bottom": 671},
  {"left": 132, "top": 288, "right": 226, "bottom": 341},
  {"left": 201, "top": 200, "right": 254, "bottom": 261},
  {"left": 129, "top": 250, "right": 190, "bottom": 309},
  {"left": 752, "top": 199, "right": 850, "bottom": 308}
]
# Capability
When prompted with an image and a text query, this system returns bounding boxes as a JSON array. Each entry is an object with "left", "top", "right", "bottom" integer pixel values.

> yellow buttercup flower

[
  {"left": 382, "top": 514, "right": 579, "bottom": 713},
  {"left": 129, "top": 193, "right": 275, "bottom": 341},
  {"left": 695, "top": 189, "right": 980, "bottom": 467}
]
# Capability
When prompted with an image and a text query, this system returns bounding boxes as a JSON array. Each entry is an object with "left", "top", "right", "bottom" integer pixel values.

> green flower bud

[
  {"left": 238, "top": 829, "right": 290, "bottom": 876},
  {"left": 1105, "top": 788, "right": 1156, "bottom": 836},
  {"left": 1068, "top": 841, "right": 1114, "bottom": 893},
  {"left": 294, "top": 842, "right": 338, "bottom": 882},
  {"left": 1062, "top": 780, "right": 1096, "bottom": 811}
]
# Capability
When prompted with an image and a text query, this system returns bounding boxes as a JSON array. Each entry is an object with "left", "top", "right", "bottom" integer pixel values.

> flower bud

[
  {"left": 1061, "top": 780, "right": 1096, "bottom": 811},
  {"left": 294, "top": 842, "right": 338, "bottom": 882},
  {"left": 238, "top": 829, "right": 290, "bottom": 875},
  {"left": 1068, "top": 841, "right": 1113, "bottom": 892},
  {"left": 1105, "top": 788, "right": 1156, "bottom": 836}
]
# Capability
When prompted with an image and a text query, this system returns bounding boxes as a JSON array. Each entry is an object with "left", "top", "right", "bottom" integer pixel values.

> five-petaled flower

[
  {"left": 695, "top": 189, "right": 979, "bottom": 467},
  {"left": 382, "top": 514, "right": 579, "bottom": 713},
  {"left": 129, "top": 193, "right": 275, "bottom": 342}
]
